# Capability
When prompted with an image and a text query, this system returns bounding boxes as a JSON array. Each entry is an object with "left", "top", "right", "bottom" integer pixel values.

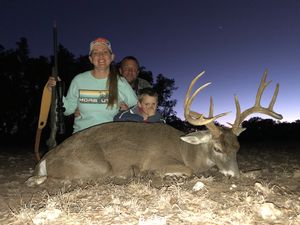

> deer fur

[{"left": 26, "top": 122, "right": 241, "bottom": 186}]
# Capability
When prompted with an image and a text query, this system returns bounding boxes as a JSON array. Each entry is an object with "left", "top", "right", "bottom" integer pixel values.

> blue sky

[{"left": 1, "top": 0, "right": 299, "bottom": 124}]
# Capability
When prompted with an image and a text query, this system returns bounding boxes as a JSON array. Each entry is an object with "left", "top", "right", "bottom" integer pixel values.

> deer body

[{"left": 27, "top": 122, "right": 240, "bottom": 186}]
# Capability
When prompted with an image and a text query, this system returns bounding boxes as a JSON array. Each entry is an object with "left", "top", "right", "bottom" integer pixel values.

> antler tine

[
  {"left": 184, "top": 71, "right": 207, "bottom": 124},
  {"left": 208, "top": 96, "right": 230, "bottom": 119},
  {"left": 232, "top": 69, "right": 283, "bottom": 135},
  {"left": 184, "top": 71, "right": 229, "bottom": 127},
  {"left": 254, "top": 69, "right": 271, "bottom": 107},
  {"left": 209, "top": 96, "right": 214, "bottom": 117},
  {"left": 232, "top": 95, "right": 242, "bottom": 128},
  {"left": 269, "top": 83, "right": 279, "bottom": 110},
  {"left": 205, "top": 96, "right": 223, "bottom": 137},
  {"left": 184, "top": 71, "right": 206, "bottom": 106}
]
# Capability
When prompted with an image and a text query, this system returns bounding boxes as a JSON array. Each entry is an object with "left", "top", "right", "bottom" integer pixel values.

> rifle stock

[{"left": 34, "top": 83, "right": 52, "bottom": 161}]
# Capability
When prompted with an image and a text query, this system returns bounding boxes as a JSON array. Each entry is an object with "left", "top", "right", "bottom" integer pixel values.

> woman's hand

[
  {"left": 74, "top": 107, "right": 81, "bottom": 117},
  {"left": 119, "top": 102, "right": 129, "bottom": 111},
  {"left": 47, "top": 76, "right": 61, "bottom": 91},
  {"left": 47, "top": 76, "right": 56, "bottom": 91}
]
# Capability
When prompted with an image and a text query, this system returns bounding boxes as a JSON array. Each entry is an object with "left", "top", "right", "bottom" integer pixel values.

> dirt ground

[{"left": 0, "top": 141, "right": 299, "bottom": 225}]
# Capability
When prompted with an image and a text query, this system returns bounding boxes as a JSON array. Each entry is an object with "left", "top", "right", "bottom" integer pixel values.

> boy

[{"left": 114, "top": 88, "right": 165, "bottom": 123}]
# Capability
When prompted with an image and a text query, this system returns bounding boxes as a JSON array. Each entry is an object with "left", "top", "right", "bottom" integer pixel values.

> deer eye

[{"left": 213, "top": 147, "right": 223, "bottom": 153}]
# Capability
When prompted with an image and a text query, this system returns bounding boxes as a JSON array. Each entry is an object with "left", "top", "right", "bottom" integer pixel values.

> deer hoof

[{"left": 25, "top": 176, "right": 47, "bottom": 187}]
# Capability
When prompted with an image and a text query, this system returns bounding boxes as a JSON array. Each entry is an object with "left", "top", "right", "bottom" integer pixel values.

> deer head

[{"left": 182, "top": 69, "right": 283, "bottom": 177}]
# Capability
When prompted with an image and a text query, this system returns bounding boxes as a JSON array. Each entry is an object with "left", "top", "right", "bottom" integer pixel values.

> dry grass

[
  {"left": 8, "top": 176, "right": 300, "bottom": 224},
  {"left": 1, "top": 142, "right": 300, "bottom": 224}
]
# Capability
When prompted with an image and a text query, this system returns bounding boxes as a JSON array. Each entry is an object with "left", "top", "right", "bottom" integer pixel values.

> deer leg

[
  {"left": 158, "top": 164, "right": 193, "bottom": 177},
  {"left": 148, "top": 164, "right": 193, "bottom": 188}
]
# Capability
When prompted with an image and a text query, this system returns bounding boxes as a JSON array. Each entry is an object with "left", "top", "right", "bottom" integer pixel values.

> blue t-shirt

[{"left": 63, "top": 70, "right": 137, "bottom": 132}]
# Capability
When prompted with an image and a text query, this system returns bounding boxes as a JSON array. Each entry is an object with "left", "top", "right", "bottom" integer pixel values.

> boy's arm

[
  {"left": 113, "top": 110, "right": 128, "bottom": 121},
  {"left": 147, "top": 111, "right": 165, "bottom": 123},
  {"left": 114, "top": 107, "right": 144, "bottom": 122}
]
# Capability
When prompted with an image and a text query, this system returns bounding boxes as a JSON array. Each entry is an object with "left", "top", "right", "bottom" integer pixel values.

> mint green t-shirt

[{"left": 63, "top": 71, "right": 137, "bottom": 133}]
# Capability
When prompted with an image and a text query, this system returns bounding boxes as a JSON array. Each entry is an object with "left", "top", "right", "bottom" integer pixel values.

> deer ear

[
  {"left": 234, "top": 127, "right": 246, "bottom": 136},
  {"left": 181, "top": 136, "right": 202, "bottom": 144},
  {"left": 180, "top": 131, "right": 212, "bottom": 145}
]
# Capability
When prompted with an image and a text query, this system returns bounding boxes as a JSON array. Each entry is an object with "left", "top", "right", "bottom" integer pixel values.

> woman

[{"left": 48, "top": 38, "right": 137, "bottom": 133}]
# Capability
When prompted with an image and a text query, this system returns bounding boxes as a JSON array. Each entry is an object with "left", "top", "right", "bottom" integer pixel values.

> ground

[{"left": 0, "top": 141, "right": 299, "bottom": 225}]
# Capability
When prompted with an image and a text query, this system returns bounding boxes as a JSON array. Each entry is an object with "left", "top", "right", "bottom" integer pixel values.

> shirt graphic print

[{"left": 79, "top": 89, "right": 109, "bottom": 104}]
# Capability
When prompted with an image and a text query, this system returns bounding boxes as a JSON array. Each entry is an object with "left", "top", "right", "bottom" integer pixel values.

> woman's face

[{"left": 89, "top": 45, "right": 114, "bottom": 70}]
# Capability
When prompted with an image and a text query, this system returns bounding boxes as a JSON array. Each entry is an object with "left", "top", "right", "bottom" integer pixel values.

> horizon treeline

[{"left": 1, "top": 38, "right": 299, "bottom": 147}]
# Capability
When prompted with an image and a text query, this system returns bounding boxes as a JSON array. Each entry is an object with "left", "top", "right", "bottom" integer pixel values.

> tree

[
  {"left": 138, "top": 68, "right": 178, "bottom": 121},
  {"left": 153, "top": 74, "right": 178, "bottom": 120},
  {"left": 139, "top": 66, "right": 154, "bottom": 85},
  {"left": 16, "top": 37, "right": 29, "bottom": 61},
  {"left": 0, "top": 38, "right": 37, "bottom": 143}
]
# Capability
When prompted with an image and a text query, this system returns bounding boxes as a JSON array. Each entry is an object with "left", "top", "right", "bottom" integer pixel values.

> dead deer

[{"left": 26, "top": 69, "right": 282, "bottom": 186}]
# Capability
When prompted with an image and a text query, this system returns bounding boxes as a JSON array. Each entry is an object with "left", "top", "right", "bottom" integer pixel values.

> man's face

[
  {"left": 119, "top": 59, "right": 139, "bottom": 84},
  {"left": 138, "top": 95, "right": 158, "bottom": 117}
]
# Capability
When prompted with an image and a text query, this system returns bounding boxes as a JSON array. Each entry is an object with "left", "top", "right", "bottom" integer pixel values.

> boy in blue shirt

[{"left": 114, "top": 88, "right": 165, "bottom": 123}]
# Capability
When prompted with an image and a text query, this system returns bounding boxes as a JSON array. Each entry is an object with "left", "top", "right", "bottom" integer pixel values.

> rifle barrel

[{"left": 53, "top": 22, "right": 58, "bottom": 78}]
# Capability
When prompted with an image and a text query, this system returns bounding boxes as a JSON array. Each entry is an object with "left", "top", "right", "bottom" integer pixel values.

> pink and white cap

[{"left": 89, "top": 38, "right": 112, "bottom": 55}]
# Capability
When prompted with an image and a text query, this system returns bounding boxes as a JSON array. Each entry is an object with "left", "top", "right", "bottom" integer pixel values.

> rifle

[{"left": 34, "top": 22, "right": 65, "bottom": 161}]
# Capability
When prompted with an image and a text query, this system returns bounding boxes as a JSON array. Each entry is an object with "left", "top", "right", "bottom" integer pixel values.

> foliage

[
  {"left": 138, "top": 68, "right": 178, "bottom": 119},
  {"left": 0, "top": 38, "right": 178, "bottom": 145},
  {"left": 153, "top": 74, "right": 178, "bottom": 118},
  {"left": 139, "top": 66, "right": 154, "bottom": 85},
  {"left": 239, "top": 117, "right": 300, "bottom": 142},
  {"left": 0, "top": 38, "right": 51, "bottom": 145},
  {"left": 1, "top": 38, "right": 299, "bottom": 146}
]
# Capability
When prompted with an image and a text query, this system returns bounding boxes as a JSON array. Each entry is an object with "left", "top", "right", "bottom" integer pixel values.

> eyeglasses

[{"left": 90, "top": 51, "right": 111, "bottom": 57}]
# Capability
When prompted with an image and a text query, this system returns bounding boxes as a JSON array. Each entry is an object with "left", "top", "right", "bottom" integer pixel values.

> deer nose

[{"left": 220, "top": 169, "right": 240, "bottom": 178}]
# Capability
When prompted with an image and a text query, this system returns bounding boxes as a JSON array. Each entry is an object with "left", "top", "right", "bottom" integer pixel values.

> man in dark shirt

[{"left": 119, "top": 56, "right": 152, "bottom": 95}]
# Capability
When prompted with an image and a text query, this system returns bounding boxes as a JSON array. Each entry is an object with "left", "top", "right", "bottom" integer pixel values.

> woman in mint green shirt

[{"left": 48, "top": 37, "right": 137, "bottom": 133}]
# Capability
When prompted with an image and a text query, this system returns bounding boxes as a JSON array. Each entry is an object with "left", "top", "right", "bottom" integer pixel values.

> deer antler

[
  {"left": 184, "top": 71, "right": 230, "bottom": 137},
  {"left": 231, "top": 69, "right": 283, "bottom": 135}
]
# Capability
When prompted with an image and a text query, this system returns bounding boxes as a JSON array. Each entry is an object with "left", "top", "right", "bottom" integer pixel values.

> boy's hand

[{"left": 145, "top": 107, "right": 156, "bottom": 117}]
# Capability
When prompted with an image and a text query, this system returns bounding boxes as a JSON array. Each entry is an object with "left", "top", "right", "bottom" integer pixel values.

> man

[
  {"left": 114, "top": 88, "right": 165, "bottom": 123},
  {"left": 119, "top": 56, "right": 152, "bottom": 95}
]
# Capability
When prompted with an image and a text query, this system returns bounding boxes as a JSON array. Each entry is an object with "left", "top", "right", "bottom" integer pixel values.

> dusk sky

[{"left": 1, "top": 0, "right": 299, "bottom": 125}]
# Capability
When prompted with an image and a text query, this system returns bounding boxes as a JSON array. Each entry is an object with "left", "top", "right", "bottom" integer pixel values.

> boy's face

[{"left": 138, "top": 95, "right": 158, "bottom": 117}]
